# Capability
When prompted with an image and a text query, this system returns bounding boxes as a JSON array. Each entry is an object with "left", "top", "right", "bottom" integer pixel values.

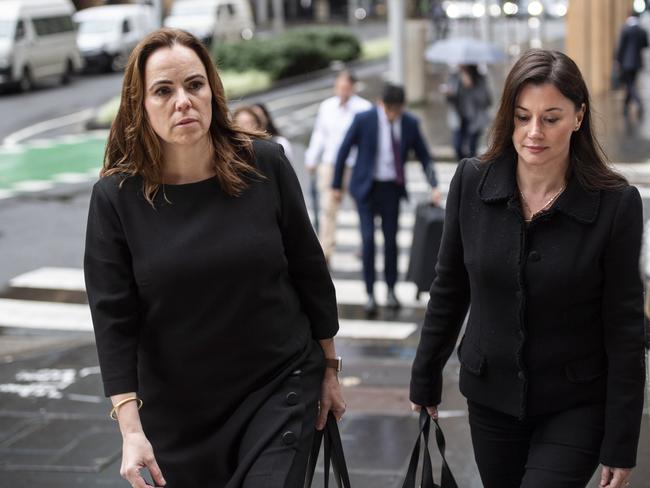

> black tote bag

[
  {"left": 402, "top": 410, "right": 459, "bottom": 488},
  {"left": 304, "top": 413, "right": 351, "bottom": 488}
]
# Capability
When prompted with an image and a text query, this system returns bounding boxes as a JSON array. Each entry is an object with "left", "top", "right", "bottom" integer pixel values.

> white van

[
  {"left": 74, "top": 4, "right": 158, "bottom": 72},
  {"left": 0, "top": 0, "right": 82, "bottom": 91},
  {"left": 164, "top": 0, "right": 254, "bottom": 46}
]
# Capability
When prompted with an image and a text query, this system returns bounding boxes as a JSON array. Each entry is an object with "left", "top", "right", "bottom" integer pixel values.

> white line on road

[
  {"left": 0, "top": 298, "right": 91, "bottom": 331},
  {"left": 334, "top": 279, "right": 424, "bottom": 308},
  {"left": 10, "top": 267, "right": 86, "bottom": 291},
  {"left": 2, "top": 108, "right": 96, "bottom": 146},
  {"left": 337, "top": 319, "right": 417, "bottom": 340}
]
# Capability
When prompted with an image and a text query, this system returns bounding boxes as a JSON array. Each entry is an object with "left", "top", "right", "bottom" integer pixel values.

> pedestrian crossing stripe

[
  {"left": 0, "top": 298, "right": 91, "bottom": 331},
  {"left": 330, "top": 252, "right": 410, "bottom": 274},
  {"left": 0, "top": 297, "right": 419, "bottom": 339},
  {"left": 337, "top": 320, "right": 417, "bottom": 340},
  {"left": 10, "top": 267, "right": 85, "bottom": 291},
  {"left": 8, "top": 267, "right": 427, "bottom": 307},
  {"left": 336, "top": 227, "right": 415, "bottom": 249}
]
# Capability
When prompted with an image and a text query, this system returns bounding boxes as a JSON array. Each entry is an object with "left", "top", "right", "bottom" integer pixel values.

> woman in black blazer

[{"left": 410, "top": 49, "right": 645, "bottom": 488}]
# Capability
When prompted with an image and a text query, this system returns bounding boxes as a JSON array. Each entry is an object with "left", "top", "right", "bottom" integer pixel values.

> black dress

[{"left": 84, "top": 140, "right": 339, "bottom": 486}]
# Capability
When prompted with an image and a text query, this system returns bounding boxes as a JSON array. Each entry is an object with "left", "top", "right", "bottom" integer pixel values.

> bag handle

[
  {"left": 402, "top": 410, "right": 459, "bottom": 488},
  {"left": 304, "top": 413, "right": 352, "bottom": 488}
]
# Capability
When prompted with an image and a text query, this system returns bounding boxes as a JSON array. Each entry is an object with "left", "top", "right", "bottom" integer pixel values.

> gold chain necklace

[{"left": 519, "top": 183, "right": 566, "bottom": 222}]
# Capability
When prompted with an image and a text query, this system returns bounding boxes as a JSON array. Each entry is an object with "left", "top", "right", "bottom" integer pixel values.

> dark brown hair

[
  {"left": 232, "top": 106, "right": 265, "bottom": 131},
  {"left": 102, "top": 28, "right": 261, "bottom": 204},
  {"left": 483, "top": 49, "right": 626, "bottom": 191}
]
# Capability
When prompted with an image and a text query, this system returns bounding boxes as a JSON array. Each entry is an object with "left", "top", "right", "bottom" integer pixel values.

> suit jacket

[
  {"left": 410, "top": 157, "right": 646, "bottom": 468},
  {"left": 616, "top": 20, "right": 649, "bottom": 72},
  {"left": 332, "top": 107, "right": 437, "bottom": 202}
]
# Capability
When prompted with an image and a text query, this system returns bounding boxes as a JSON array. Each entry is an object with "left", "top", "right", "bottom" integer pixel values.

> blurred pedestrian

[
  {"left": 615, "top": 10, "right": 648, "bottom": 118},
  {"left": 332, "top": 84, "right": 441, "bottom": 316},
  {"left": 304, "top": 69, "right": 372, "bottom": 263},
  {"left": 84, "top": 28, "right": 344, "bottom": 488},
  {"left": 410, "top": 49, "right": 645, "bottom": 488},
  {"left": 430, "top": 0, "right": 448, "bottom": 40},
  {"left": 233, "top": 103, "right": 294, "bottom": 162},
  {"left": 443, "top": 64, "right": 492, "bottom": 161},
  {"left": 251, "top": 102, "right": 294, "bottom": 162}
]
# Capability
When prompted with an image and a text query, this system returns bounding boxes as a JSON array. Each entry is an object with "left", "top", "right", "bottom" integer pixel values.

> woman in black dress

[
  {"left": 84, "top": 28, "right": 344, "bottom": 488},
  {"left": 410, "top": 50, "right": 645, "bottom": 488}
]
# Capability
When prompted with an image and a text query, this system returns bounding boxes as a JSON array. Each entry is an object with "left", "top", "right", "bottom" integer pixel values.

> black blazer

[
  {"left": 410, "top": 157, "right": 646, "bottom": 468},
  {"left": 616, "top": 21, "right": 649, "bottom": 72}
]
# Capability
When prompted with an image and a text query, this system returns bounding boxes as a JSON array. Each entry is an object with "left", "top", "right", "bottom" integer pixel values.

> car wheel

[
  {"left": 61, "top": 59, "right": 74, "bottom": 85},
  {"left": 19, "top": 67, "right": 33, "bottom": 92}
]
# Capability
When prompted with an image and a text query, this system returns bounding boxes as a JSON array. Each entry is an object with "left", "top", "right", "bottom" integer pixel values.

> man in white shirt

[{"left": 305, "top": 70, "right": 372, "bottom": 263}]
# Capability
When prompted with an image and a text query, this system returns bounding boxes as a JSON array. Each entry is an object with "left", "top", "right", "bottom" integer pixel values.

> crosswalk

[{"left": 0, "top": 162, "right": 458, "bottom": 340}]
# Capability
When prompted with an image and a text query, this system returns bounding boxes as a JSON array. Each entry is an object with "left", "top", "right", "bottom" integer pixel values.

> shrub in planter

[{"left": 212, "top": 28, "right": 361, "bottom": 80}]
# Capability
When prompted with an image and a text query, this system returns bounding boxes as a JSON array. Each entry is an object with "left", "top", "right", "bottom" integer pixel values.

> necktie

[{"left": 390, "top": 123, "right": 404, "bottom": 185}]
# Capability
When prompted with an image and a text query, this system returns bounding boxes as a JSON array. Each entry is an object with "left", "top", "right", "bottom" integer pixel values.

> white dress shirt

[
  {"left": 304, "top": 94, "right": 372, "bottom": 168},
  {"left": 374, "top": 107, "right": 402, "bottom": 182}
]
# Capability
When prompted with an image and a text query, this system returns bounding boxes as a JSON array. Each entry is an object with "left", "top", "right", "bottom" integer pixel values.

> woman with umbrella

[
  {"left": 443, "top": 64, "right": 492, "bottom": 160},
  {"left": 425, "top": 37, "right": 503, "bottom": 160}
]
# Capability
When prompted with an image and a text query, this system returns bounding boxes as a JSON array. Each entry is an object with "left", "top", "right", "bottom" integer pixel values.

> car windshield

[
  {"left": 0, "top": 20, "right": 14, "bottom": 38},
  {"left": 171, "top": 3, "right": 214, "bottom": 16},
  {"left": 77, "top": 19, "right": 119, "bottom": 34}
]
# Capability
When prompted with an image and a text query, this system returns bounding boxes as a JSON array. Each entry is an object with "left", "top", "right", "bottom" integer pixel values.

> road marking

[
  {"left": 2, "top": 108, "right": 96, "bottom": 146},
  {"left": 52, "top": 172, "right": 94, "bottom": 184},
  {"left": 10, "top": 267, "right": 86, "bottom": 291},
  {"left": 336, "top": 227, "right": 414, "bottom": 249},
  {"left": 0, "top": 298, "right": 91, "bottom": 331},
  {"left": 334, "top": 279, "right": 424, "bottom": 308},
  {"left": 337, "top": 319, "right": 417, "bottom": 339},
  {"left": 330, "top": 252, "right": 410, "bottom": 274},
  {"left": 12, "top": 180, "right": 54, "bottom": 192}
]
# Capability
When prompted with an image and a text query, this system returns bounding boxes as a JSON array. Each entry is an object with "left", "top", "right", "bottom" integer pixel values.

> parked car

[
  {"left": 164, "top": 0, "right": 254, "bottom": 46},
  {"left": 73, "top": 4, "right": 157, "bottom": 72},
  {"left": 0, "top": 0, "right": 82, "bottom": 92}
]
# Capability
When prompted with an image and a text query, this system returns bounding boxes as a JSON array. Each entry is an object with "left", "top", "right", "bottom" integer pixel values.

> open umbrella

[{"left": 425, "top": 37, "right": 507, "bottom": 65}]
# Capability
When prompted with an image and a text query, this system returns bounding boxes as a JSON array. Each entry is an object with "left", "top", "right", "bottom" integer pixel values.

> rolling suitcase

[{"left": 406, "top": 203, "right": 445, "bottom": 299}]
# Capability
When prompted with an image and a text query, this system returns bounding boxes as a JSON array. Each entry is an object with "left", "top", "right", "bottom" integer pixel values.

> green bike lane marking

[{"left": 0, "top": 134, "right": 106, "bottom": 196}]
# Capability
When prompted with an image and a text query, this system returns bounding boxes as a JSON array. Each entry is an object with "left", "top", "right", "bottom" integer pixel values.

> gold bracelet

[{"left": 109, "top": 396, "right": 143, "bottom": 421}]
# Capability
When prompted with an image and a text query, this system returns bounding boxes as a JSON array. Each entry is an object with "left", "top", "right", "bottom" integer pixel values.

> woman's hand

[
  {"left": 599, "top": 466, "right": 632, "bottom": 488},
  {"left": 410, "top": 402, "right": 439, "bottom": 419},
  {"left": 120, "top": 432, "right": 166, "bottom": 488},
  {"left": 316, "top": 368, "right": 346, "bottom": 430}
]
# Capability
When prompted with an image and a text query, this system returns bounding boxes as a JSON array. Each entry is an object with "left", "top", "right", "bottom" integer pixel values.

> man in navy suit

[
  {"left": 332, "top": 84, "right": 441, "bottom": 316},
  {"left": 615, "top": 10, "right": 648, "bottom": 118}
]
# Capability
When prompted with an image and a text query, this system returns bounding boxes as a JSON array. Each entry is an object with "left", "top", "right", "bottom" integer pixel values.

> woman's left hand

[
  {"left": 315, "top": 369, "right": 345, "bottom": 430},
  {"left": 600, "top": 465, "right": 632, "bottom": 488}
]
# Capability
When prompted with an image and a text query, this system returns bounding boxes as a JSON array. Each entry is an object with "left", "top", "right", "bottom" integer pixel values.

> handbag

[
  {"left": 304, "top": 413, "right": 352, "bottom": 488},
  {"left": 402, "top": 410, "right": 459, "bottom": 488}
]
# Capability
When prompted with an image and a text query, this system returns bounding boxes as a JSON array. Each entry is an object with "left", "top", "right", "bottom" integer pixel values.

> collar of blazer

[{"left": 477, "top": 154, "right": 600, "bottom": 225}]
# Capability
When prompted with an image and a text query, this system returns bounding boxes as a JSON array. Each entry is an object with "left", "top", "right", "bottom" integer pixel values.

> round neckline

[{"left": 160, "top": 175, "right": 218, "bottom": 188}]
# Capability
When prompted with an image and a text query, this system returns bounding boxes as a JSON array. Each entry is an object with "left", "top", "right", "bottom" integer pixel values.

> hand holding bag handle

[
  {"left": 402, "top": 410, "right": 459, "bottom": 488},
  {"left": 304, "top": 413, "right": 352, "bottom": 488}
]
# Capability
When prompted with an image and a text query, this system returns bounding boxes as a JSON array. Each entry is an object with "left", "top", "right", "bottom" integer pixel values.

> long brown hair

[
  {"left": 482, "top": 49, "right": 626, "bottom": 191},
  {"left": 102, "top": 28, "right": 261, "bottom": 204}
]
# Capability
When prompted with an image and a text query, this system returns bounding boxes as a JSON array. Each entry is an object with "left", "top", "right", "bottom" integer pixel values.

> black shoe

[
  {"left": 365, "top": 296, "right": 378, "bottom": 317},
  {"left": 386, "top": 289, "right": 401, "bottom": 310}
]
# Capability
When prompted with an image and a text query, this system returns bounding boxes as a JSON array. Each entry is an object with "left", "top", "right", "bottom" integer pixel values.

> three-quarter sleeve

[
  {"left": 599, "top": 185, "right": 646, "bottom": 468},
  {"left": 84, "top": 181, "right": 141, "bottom": 397},
  {"left": 410, "top": 159, "right": 471, "bottom": 406},
  {"left": 272, "top": 144, "right": 339, "bottom": 340}
]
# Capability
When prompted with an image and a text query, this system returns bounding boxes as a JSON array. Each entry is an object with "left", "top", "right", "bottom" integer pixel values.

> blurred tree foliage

[{"left": 212, "top": 28, "right": 362, "bottom": 80}]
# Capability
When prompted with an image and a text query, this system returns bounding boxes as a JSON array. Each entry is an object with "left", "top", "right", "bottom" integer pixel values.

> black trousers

[
  {"left": 621, "top": 69, "right": 643, "bottom": 113},
  {"left": 355, "top": 181, "right": 401, "bottom": 295},
  {"left": 468, "top": 400, "right": 604, "bottom": 488}
]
